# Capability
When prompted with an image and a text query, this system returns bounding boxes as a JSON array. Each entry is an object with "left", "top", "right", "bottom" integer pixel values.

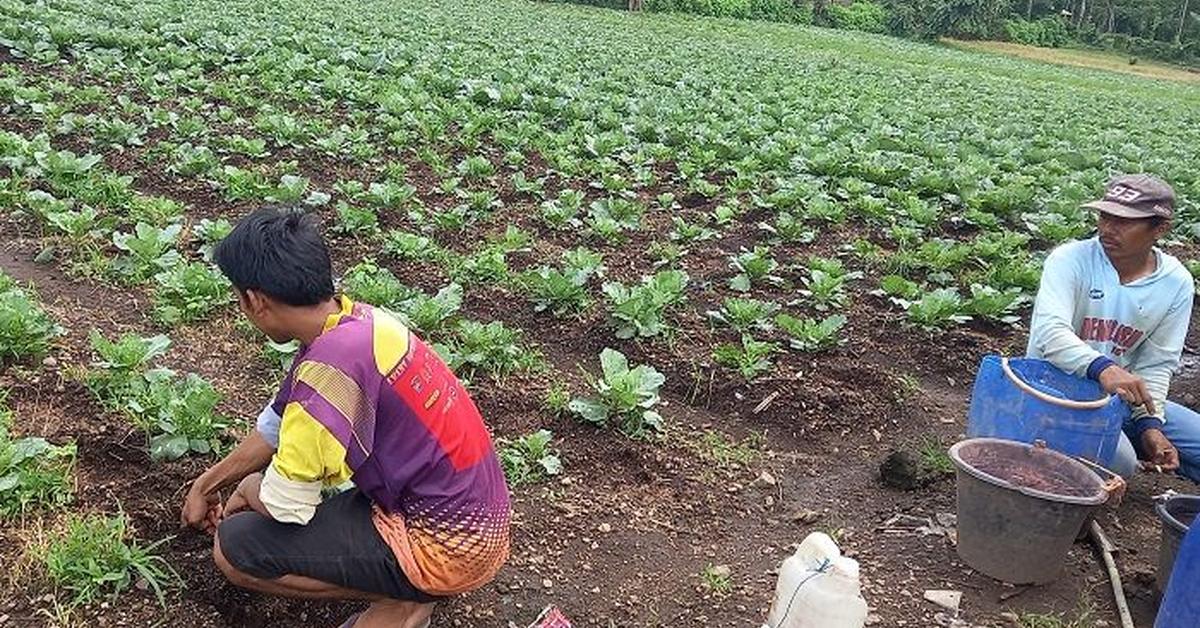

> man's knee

[
  {"left": 213, "top": 515, "right": 261, "bottom": 588},
  {"left": 1111, "top": 433, "right": 1139, "bottom": 479}
]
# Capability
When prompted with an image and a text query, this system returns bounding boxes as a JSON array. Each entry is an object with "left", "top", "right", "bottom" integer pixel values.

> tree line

[
  {"left": 821, "top": 0, "right": 1194, "bottom": 45},
  {"left": 551, "top": 0, "right": 1197, "bottom": 64}
]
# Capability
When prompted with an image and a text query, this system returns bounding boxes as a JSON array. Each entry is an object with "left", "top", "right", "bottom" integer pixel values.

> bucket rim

[
  {"left": 1156, "top": 495, "right": 1200, "bottom": 534},
  {"left": 949, "top": 438, "right": 1109, "bottom": 506}
]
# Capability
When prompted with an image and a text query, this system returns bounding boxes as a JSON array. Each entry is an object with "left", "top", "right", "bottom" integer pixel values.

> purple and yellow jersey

[{"left": 261, "top": 296, "right": 511, "bottom": 596}]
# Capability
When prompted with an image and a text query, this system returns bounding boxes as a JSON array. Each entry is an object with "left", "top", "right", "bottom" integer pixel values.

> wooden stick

[
  {"left": 753, "top": 390, "right": 779, "bottom": 414},
  {"left": 998, "top": 585, "right": 1031, "bottom": 602},
  {"left": 1088, "top": 520, "right": 1134, "bottom": 628}
]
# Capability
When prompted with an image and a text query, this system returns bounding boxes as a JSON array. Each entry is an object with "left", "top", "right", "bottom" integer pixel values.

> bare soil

[{"left": 5, "top": 213, "right": 1198, "bottom": 628}]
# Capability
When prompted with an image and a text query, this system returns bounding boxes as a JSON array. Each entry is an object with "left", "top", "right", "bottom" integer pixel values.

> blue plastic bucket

[
  {"left": 967, "top": 356, "right": 1128, "bottom": 467},
  {"left": 1156, "top": 516, "right": 1200, "bottom": 627}
]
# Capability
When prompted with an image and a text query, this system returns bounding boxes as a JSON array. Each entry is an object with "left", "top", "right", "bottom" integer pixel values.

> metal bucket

[{"left": 950, "top": 438, "right": 1109, "bottom": 584}]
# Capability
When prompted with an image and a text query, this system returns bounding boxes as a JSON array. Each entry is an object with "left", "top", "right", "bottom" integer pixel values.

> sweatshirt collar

[{"left": 1094, "top": 237, "right": 1163, "bottom": 286}]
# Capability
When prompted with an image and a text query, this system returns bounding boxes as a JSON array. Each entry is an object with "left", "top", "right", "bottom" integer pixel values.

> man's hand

[
  {"left": 181, "top": 484, "right": 222, "bottom": 534},
  {"left": 178, "top": 430, "right": 276, "bottom": 533},
  {"left": 1097, "top": 365, "right": 1157, "bottom": 416},
  {"left": 1140, "top": 428, "right": 1181, "bottom": 473},
  {"left": 223, "top": 472, "right": 266, "bottom": 518}
]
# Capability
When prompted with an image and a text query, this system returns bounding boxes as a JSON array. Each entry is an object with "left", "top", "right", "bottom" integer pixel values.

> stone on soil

[{"left": 922, "top": 589, "right": 962, "bottom": 611}]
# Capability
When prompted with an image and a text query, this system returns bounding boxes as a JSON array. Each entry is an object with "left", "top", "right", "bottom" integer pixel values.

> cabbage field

[{"left": 2, "top": 0, "right": 1200, "bottom": 625}]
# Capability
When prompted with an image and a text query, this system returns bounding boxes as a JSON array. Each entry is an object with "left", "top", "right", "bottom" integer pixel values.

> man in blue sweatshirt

[{"left": 1027, "top": 174, "right": 1199, "bottom": 483}]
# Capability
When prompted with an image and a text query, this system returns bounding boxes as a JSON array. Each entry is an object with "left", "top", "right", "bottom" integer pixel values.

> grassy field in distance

[{"left": 945, "top": 38, "right": 1200, "bottom": 83}]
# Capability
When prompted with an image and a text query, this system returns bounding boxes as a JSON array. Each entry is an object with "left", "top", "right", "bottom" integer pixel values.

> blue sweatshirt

[{"left": 1026, "top": 237, "right": 1193, "bottom": 433}]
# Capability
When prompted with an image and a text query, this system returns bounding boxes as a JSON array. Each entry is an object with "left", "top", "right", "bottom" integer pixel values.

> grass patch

[
  {"left": 40, "top": 512, "right": 177, "bottom": 606},
  {"left": 1018, "top": 610, "right": 1095, "bottom": 628},
  {"left": 700, "top": 564, "right": 732, "bottom": 595},
  {"left": 821, "top": 524, "right": 847, "bottom": 544},
  {"left": 917, "top": 435, "right": 954, "bottom": 475},
  {"left": 945, "top": 39, "right": 1200, "bottom": 84},
  {"left": 893, "top": 373, "right": 922, "bottom": 401},
  {"left": 688, "top": 429, "right": 764, "bottom": 471},
  {"left": 544, "top": 381, "right": 571, "bottom": 415},
  {"left": 1016, "top": 587, "right": 1098, "bottom": 628}
]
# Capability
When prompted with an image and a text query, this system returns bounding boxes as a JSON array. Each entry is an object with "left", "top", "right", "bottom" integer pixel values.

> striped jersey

[{"left": 260, "top": 296, "right": 511, "bottom": 595}]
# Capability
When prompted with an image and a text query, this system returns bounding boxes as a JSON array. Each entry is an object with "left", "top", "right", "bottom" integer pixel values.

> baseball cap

[{"left": 1083, "top": 174, "right": 1175, "bottom": 219}]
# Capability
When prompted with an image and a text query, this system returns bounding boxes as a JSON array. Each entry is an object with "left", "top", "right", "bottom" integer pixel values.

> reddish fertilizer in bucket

[{"left": 950, "top": 438, "right": 1109, "bottom": 584}]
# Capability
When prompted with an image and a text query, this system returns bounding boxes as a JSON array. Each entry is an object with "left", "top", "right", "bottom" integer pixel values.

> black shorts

[{"left": 217, "top": 489, "right": 441, "bottom": 603}]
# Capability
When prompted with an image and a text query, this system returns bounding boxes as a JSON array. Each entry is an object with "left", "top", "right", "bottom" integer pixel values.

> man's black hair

[{"left": 213, "top": 207, "right": 335, "bottom": 307}]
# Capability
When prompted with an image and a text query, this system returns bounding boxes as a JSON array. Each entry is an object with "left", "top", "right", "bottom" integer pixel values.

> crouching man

[
  {"left": 180, "top": 207, "right": 511, "bottom": 627},
  {"left": 1027, "top": 174, "right": 1200, "bottom": 483}
]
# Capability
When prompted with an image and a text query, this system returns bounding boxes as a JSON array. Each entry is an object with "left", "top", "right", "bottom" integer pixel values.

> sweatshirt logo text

[{"left": 1079, "top": 317, "right": 1144, "bottom": 356}]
